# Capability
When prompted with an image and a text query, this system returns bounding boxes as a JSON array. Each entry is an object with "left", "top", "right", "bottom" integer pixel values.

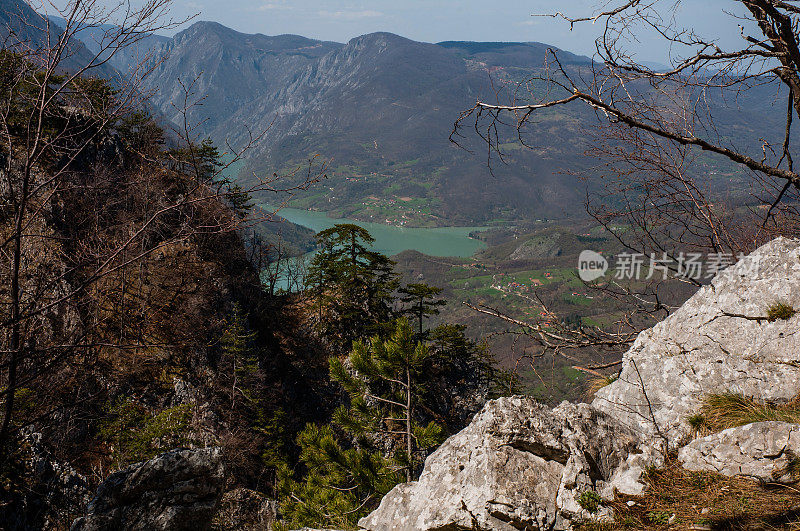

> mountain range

[
  {"left": 3, "top": 2, "right": 795, "bottom": 227},
  {"left": 1, "top": 0, "right": 116, "bottom": 78},
  {"left": 118, "top": 22, "right": 599, "bottom": 225}
]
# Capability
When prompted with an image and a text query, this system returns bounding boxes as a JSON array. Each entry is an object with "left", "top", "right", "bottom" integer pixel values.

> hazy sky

[{"left": 66, "top": 0, "right": 756, "bottom": 64}]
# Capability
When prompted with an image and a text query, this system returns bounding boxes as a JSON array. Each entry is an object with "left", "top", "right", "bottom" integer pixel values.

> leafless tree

[
  {"left": 453, "top": 1, "right": 800, "bottom": 375},
  {"left": 0, "top": 0, "right": 325, "bottom": 460}
]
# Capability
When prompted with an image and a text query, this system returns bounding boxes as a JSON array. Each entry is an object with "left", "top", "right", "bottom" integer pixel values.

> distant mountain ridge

[
  {"left": 47, "top": 14, "right": 170, "bottom": 72},
  {"left": 5, "top": 6, "right": 791, "bottom": 226},
  {"left": 436, "top": 40, "right": 589, "bottom": 66},
  {"left": 134, "top": 24, "right": 599, "bottom": 224},
  {"left": 145, "top": 21, "right": 342, "bottom": 134},
  {"left": 0, "top": 0, "right": 117, "bottom": 78},
  {"left": 0, "top": 5, "right": 601, "bottom": 225},
  {"left": 126, "top": 24, "right": 794, "bottom": 224}
]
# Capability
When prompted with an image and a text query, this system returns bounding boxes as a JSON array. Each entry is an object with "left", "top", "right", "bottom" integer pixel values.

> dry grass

[
  {"left": 691, "top": 393, "right": 800, "bottom": 434},
  {"left": 576, "top": 456, "right": 800, "bottom": 530},
  {"left": 585, "top": 374, "right": 618, "bottom": 400}
]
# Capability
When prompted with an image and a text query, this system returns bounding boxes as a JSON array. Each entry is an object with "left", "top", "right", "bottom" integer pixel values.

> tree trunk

[
  {"left": 418, "top": 299, "right": 424, "bottom": 336},
  {"left": 406, "top": 366, "right": 412, "bottom": 482},
  {"left": 0, "top": 164, "right": 30, "bottom": 456}
]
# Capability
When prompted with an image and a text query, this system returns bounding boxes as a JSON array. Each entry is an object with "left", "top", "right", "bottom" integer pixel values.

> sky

[{"left": 53, "top": 0, "right": 757, "bottom": 64}]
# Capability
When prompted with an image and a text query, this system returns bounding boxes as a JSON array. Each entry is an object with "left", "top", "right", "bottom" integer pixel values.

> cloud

[
  {"left": 317, "top": 10, "right": 384, "bottom": 21},
  {"left": 255, "top": 1, "right": 291, "bottom": 11}
]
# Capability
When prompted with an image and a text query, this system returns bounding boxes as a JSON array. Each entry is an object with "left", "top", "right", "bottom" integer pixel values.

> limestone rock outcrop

[
  {"left": 0, "top": 432, "right": 91, "bottom": 530},
  {"left": 360, "top": 238, "right": 800, "bottom": 530},
  {"left": 213, "top": 488, "right": 278, "bottom": 529},
  {"left": 593, "top": 237, "right": 800, "bottom": 445},
  {"left": 679, "top": 421, "right": 800, "bottom": 484},
  {"left": 359, "top": 398, "right": 656, "bottom": 531},
  {"left": 71, "top": 447, "right": 225, "bottom": 531}
]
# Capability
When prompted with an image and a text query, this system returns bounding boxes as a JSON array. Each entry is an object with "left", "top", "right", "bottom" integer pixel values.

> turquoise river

[
  {"left": 266, "top": 205, "right": 488, "bottom": 258},
  {"left": 222, "top": 158, "right": 487, "bottom": 258}
]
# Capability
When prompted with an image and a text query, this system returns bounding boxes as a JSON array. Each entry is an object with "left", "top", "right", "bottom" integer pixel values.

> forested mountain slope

[
  {"left": 0, "top": 0, "right": 117, "bottom": 77},
  {"left": 121, "top": 23, "right": 795, "bottom": 225},
  {"left": 125, "top": 25, "right": 599, "bottom": 224}
]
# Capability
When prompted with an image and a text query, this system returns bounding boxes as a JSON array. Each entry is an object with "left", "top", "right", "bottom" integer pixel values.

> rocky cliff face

[
  {"left": 2, "top": 432, "right": 91, "bottom": 530},
  {"left": 592, "top": 237, "right": 800, "bottom": 445},
  {"left": 143, "top": 22, "right": 340, "bottom": 136},
  {"left": 360, "top": 237, "right": 800, "bottom": 530}
]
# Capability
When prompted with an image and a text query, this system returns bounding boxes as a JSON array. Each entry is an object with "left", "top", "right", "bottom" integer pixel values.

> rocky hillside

[
  {"left": 0, "top": 51, "right": 341, "bottom": 527},
  {"left": 47, "top": 14, "right": 171, "bottom": 73},
  {"left": 359, "top": 237, "right": 800, "bottom": 530},
  {"left": 46, "top": 237, "right": 800, "bottom": 530}
]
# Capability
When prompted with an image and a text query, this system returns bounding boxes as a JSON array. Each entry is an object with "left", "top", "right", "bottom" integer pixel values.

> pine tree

[
  {"left": 219, "top": 304, "right": 259, "bottom": 420},
  {"left": 398, "top": 282, "right": 446, "bottom": 337},
  {"left": 224, "top": 183, "right": 253, "bottom": 218},
  {"left": 276, "top": 321, "right": 511, "bottom": 529},
  {"left": 307, "top": 224, "right": 398, "bottom": 347},
  {"left": 329, "top": 318, "right": 443, "bottom": 481},
  {"left": 218, "top": 305, "right": 292, "bottom": 488},
  {"left": 166, "top": 137, "right": 221, "bottom": 182},
  {"left": 116, "top": 110, "right": 165, "bottom": 157},
  {"left": 276, "top": 423, "right": 400, "bottom": 530},
  {"left": 195, "top": 137, "right": 222, "bottom": 181},
  {"left": 277, "top": 319, "right": 443, "bottom": 529}
]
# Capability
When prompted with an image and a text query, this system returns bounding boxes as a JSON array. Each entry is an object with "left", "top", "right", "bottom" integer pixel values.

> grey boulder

[
  {"left": 71, "top": 447, "right": 225, "bottom": 531},
  {"left": 359, "top": 397, "right": 653, "bottom": 530},
  {"left": 679, "top": 421, "right": 800, "bottom": 484},
  {"left": 593, "top": 237, "right": 800, "bottom": 446}
]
